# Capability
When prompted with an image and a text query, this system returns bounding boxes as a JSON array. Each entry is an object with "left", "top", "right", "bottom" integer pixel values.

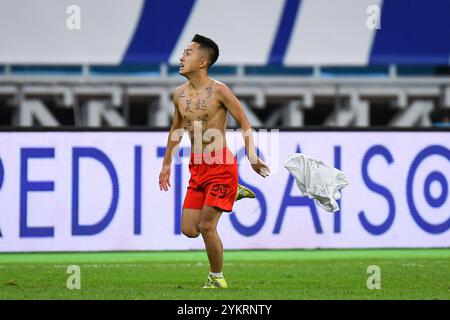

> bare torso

[{"left": 176, "top": 79, "right": 228, "bottom": 154}]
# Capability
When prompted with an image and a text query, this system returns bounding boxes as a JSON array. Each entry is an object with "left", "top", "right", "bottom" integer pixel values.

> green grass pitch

[{"left": 1, "top": 249, "right": 449, "bottom": 300}]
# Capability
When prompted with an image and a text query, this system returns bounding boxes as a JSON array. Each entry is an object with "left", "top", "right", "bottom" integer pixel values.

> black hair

[{"left": 192, "top": 34, "right": 219, "bottom": 68}]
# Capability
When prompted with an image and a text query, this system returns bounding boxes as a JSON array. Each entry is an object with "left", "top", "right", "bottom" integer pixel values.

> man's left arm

[{"left": 217, "top": 83, "right": 270, "bottom": 178}]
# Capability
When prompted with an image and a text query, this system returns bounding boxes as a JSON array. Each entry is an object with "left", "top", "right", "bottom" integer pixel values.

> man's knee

[
  {"left": 182, "top": 226, "right": 200, "bottom": 238},
  {"left": 199, "top": 221, "right": 215, "bottom": 235}
]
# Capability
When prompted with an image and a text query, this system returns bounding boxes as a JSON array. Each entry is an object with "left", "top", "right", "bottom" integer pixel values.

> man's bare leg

[
  {"left": 199, "top": 205, "right": 223, "bottom": 273},
  {"left": 181, "top": 208, "right": 202, "bottom": 238}
]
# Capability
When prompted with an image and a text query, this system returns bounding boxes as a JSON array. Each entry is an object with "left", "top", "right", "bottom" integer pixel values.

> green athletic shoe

[
  {"left": 235, "top": 184, "right": 255, "bottom": 201},
  {"left": 202, "top": 275, "right": 228, "bottom": 289}
]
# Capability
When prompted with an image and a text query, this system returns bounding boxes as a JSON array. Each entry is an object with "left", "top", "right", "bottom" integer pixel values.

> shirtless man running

[{"left": 159, "top": 34, "right": 270, "bottom": 288}]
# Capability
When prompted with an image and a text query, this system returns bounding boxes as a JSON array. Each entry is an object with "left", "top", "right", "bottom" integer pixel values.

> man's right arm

[{"left": 159, "top": 90, "right": 184, "bottom": 191}]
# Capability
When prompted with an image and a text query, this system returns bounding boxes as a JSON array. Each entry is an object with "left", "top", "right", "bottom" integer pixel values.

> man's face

[{"left": 179, "top": 42, "right": 206, "bottom": 76}]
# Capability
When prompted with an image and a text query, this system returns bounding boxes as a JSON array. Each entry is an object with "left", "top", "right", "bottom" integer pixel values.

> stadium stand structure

[
  {"left": 0, "top": 0, "right": 450, "bottom": 128},
  {"left": 0, "top": 64, "right": 449, "bottom": 128}
]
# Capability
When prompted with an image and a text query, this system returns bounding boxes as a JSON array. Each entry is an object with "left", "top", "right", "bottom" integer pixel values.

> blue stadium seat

[
  {"left": 89, "top": 64, "right": 161, "bottom": 77},
  {"left": 245, "top": 66, "right": 313, "bottom": 76},
  {"left": 10, "top": 65, "right": 82, "bottom": 76},
  {"left": 320, "top": 66, "right": 389, "bottom": 77}
]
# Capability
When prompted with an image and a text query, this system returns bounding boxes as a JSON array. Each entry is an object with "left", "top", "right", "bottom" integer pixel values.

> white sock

[{"left": 210, "top": 272, "right": 223, "bottom": 278}]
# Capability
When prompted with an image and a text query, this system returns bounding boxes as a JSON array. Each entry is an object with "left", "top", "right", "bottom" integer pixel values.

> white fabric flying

[{"left": 283, "top": 153, "right": 349, "bottom": 213}]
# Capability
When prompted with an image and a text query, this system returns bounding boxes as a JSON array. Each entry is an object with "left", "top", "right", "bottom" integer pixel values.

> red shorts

[{"left": 182, "top": 148, "right": 238, "bottom": 212}]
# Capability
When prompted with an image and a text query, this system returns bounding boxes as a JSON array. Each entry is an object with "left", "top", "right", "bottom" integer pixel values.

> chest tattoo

[{"left": 185, "top": 99, "right": 193, "bottom": 113}]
